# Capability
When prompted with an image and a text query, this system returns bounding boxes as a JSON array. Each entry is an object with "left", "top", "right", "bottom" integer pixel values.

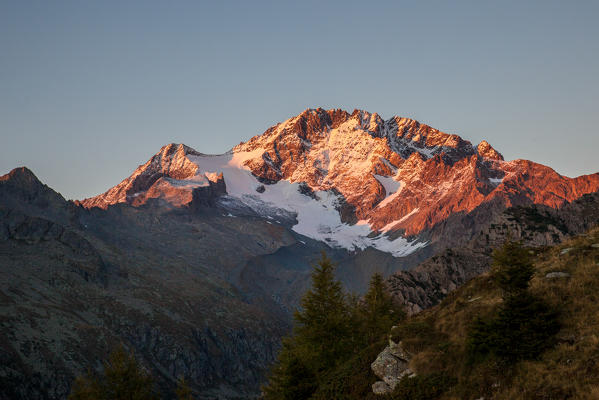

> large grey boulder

[{"left": 371, "top": 339, "right": 413, "bottom": 395}]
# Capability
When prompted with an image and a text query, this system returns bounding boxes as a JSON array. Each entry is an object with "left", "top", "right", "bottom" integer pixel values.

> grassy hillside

[{"left": 312, "top": 226, "right": 599, "bottom": 399}]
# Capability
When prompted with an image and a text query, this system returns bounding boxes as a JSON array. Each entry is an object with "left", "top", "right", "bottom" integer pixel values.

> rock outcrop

[
  {"left": 371, "top": 337, "right": 413, "bottom": 394},
  {"left": 189, "top": 173, "right": 227, "bottom": 208},
  {"left": 79, "top": 144, "right": 206, "bottom": 209},
  {"left": 386, "top": 192, "right": 599, "bottom": 314}
]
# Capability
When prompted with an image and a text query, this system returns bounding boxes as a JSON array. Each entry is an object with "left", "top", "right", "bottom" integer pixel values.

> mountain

[
  {"left": 82, "top": 108, "right": 599, "bottom": 256},
  {"left": 0, "top": 168, "right": 401, "bottom": 399},
  {"left": 1, "top": 108, "right": 598, "bottom": 399},
  {"left": 0, "top": 168, "right": 294, "bottom": 399}
]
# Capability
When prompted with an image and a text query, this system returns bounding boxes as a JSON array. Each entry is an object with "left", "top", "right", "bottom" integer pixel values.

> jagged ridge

[{"left": 79, "top": 108, "right": 599, "bottom": 256}]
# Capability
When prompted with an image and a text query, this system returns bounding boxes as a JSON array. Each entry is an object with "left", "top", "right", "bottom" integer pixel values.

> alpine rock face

[{"left": 81, "top": 108, "right": 599, "bottom": 257}]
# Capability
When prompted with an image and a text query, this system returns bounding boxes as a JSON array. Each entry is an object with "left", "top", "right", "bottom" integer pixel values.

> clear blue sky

[{"left": 1, "top": 1, "right": 598, "bottom": 200}]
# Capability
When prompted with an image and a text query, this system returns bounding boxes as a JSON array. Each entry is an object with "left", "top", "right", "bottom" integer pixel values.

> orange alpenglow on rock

[{"left": 79, "top": 108, "right": 599, "bottom": 256}]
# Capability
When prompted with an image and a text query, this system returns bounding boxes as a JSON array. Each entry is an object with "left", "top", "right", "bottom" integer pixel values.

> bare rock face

[
  {"left": 387, "top": 247, "right": 490, "bottom": 314},
  {"left": 477, "top": 140, "right": 504, "bottom": 160},
  {"left": 0, "top": 208, "right": 107, "bottom": 284},
  {"left": 372, "top": 380, "right": 392, "bottom": 395},
  {"left": 0, "top": 167, "right": 65, "bottom": 204},
  {"left": 371, "top": 338, "right": 413, "bottom": 394},
  {"left": 558, "top": 192, "right": 599, "bottom": 233},
  {"left": 79, "top": 143, "right": 204, "bottom": 209},
  {"left": 189, "top": 173, "right": 227, "bottom": 208},
  {"left": 0, "top": 167, "right": 73, "bottom": 221}
]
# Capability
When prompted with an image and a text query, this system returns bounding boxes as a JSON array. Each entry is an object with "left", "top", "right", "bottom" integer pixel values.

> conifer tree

[
  {"left": 68, "top": 345, "right": 157, "bottom": 400},
  {"left": 468, "top": 240, "right": 560, "bottom": 363},
  {"left": 361, "top": 273, "right": 403, "bottom": 345},
  {"left": 491, "top": 240, "right": 535, "bottom": 296},
  {"left": 263, "top": 252, "right": 350, "bottom": 399},
  {"left": 263, "top": 339, "right": 317, "bottom": 400},
  {"left": 293, "top": 252, "right": 351, "bottom": 372}
]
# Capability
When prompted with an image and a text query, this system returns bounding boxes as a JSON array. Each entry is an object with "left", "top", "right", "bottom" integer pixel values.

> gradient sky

[{"left": 1, "top": 1, "right": 598, "bottom": 200}]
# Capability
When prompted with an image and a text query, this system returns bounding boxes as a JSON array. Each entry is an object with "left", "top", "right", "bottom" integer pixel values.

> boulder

[
  {"left": 371, "top": 339, "right": 412, "bottom": 394},
  {"left": 372, "top": 380, "right": 391, "bottom": 395}
]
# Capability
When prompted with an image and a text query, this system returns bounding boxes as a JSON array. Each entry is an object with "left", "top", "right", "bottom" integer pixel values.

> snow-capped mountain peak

[{"left": 80, "top": 108, "right": 599, "bottom": 257}]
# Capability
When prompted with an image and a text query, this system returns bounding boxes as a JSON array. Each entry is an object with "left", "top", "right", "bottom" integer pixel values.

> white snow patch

[
  {"left": 489, "top": 177, "right": 503, "bottom": 185},
  {"left": 379, "top": 208, "right": 420, "bottom": 232},
  {"left": 375, "top": 175, "right": 401, "bottom": 196},
  {"left": 183, "top": 152, "right": 425, "bottom": 257},
  {"left": 375, "top": 175, "right": 404, "bottom": 209},
  {"left": 163, "top": 175, "right": 211, "bottom": 188},
  {"left": 399, "top": 207, "right": 419, "bottom": 223}
]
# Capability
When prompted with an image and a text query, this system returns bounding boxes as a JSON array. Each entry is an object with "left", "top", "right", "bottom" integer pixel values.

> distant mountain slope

[
  {"left": 388, "top": 191, "right": 599, "bottom": 314},
  {"left": 0, "top": 166, "right": 419, "bottom": 399},
  {"left": 0, "top": 168, "right": 295, "bottom": 399}
]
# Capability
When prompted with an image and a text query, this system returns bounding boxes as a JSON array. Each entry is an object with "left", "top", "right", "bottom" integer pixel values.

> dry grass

[{"left": 391, "top": 227, "right": 599, "bottom": 399}]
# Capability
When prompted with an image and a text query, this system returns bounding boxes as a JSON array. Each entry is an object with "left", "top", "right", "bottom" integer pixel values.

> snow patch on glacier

[{"left": 187, "top": 152, "right": 425, "bottom": 257}]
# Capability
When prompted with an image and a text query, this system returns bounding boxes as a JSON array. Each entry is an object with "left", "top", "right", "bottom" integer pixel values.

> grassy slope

[{"left": 319, "top": 227, "right": 599, "bottom": 399}]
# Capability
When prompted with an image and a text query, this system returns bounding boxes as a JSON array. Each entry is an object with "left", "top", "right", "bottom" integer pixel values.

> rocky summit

[
  {"left": 1, "top": 108, "right": 599, "bottom": 399},
  {"left": 81, "top": 108, "right": 599, "bottom": 256}
]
